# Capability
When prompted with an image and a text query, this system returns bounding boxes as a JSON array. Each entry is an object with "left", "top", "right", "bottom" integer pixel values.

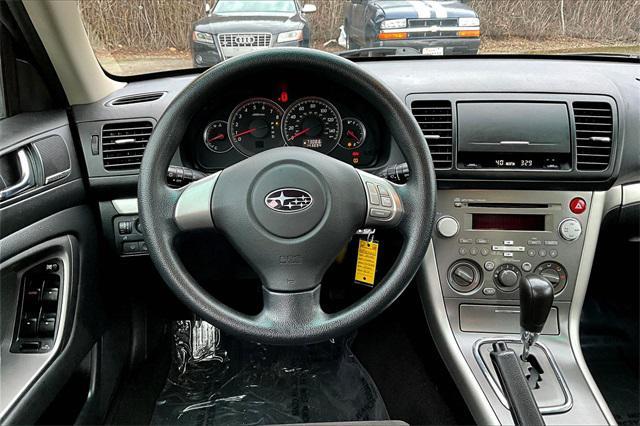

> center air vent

[
  {"left": 573, "top": 102, "right": 614, "bottom": 171},
  {"left": 108, "top": 92, "right": 165, "bottom": 106},
  {"left": 102, "top": 121, "right": 153, "bottom": 171},
  {"left": 411, "top": 100, "right": 453, "bottom": 169}
]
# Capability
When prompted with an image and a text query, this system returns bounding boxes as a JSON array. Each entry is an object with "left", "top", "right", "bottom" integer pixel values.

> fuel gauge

[
  {"left": 204, "top": 120, "right": 232, "bottom": 153},
  {"left": 339, "top": 118, "right": 366, "bottom": 150}
]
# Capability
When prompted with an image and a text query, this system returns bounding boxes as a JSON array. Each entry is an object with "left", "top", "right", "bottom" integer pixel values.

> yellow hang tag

[{"left": 355, "top": 239, "right": 379, "bottom": 286}]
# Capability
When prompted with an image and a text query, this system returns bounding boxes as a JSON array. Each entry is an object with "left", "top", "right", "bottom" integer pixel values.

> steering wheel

[{"left": 138, "top": 48, "right": 436, "bottom": 345}]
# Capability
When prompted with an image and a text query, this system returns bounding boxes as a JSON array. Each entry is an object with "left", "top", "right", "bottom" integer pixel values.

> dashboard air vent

[
  {"left": 573, "top": 102, "right": 613, "bottom": 171},
  {"left": 102, "top": 121, "right": 153, "bottom": 171},
  {"left": 411, "top": 100, "right": 453, "bottom": 169},
  {"left": 109, "top": 92, "right": 165, "bottom": 106}
]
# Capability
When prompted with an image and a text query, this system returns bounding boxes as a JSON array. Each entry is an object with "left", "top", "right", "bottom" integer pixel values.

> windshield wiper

[
  {"left": 338, "top": 47, "right": 421, "bottom": 58},
  {"left": 562, "top": 52, "right": 639, "bottom": 59}
]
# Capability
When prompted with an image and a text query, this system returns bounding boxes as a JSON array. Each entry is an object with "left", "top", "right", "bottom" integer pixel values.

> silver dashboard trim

[
  {"left": 112, "top": 198, "right": 138, "bottom": 214},
  {"left": 472, "top": 338, "right": 573, "bottom": 414},
  {"left": 418, "top": 246, "right": 500, "bottom": 424},
  {"left": 622, "top": 182, "right": 640, "bottom": 206},
  {"left": 568, "top": 191, "right": 616, "bottom": 424}
]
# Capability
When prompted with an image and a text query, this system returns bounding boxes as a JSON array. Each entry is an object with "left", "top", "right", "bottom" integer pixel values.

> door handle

[{"left": 0, "top": 149, "right": 34, "bottom": 201}]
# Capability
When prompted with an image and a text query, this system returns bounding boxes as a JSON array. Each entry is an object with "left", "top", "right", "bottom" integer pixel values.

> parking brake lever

[{"left": 520, "top": 274, "right": 554, "bottom": 360}]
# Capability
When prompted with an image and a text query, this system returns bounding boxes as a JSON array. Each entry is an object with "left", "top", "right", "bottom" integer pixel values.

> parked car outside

[
  {"left": 344, "top": 0, "right": 480, "bottom": 55},
  {"left": 191, "top": 0, "right": 316, "bottom": 67}
]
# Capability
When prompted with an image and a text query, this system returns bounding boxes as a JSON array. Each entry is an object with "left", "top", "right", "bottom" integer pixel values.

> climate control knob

[
  {"left": 448, "top": 260, "right": 482, "bottom": 293},
  {"left": 559, "top": 218, "right": 582, "bottom": 241},
  {"left": 534, "top": 261, "right": 568, "bottom": 293},
  {"left": 437, "top": 216, "right": 459, "bottom": 238},
  {"left": 493, "top": 263, "right": 521, "bottom": 291}
]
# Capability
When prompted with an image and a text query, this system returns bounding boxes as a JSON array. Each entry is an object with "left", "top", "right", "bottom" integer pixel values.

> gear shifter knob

[{"left": 520, "top": 274, "right": 554, "bottom": 360}]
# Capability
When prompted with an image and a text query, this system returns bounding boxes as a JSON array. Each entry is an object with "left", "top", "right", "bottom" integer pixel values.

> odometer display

[
  {"left": 229, "top": 98, "right": 284, "bottom": 156},
  {"left": 282, "top": 97, "right": 342, "bottom": 154}
]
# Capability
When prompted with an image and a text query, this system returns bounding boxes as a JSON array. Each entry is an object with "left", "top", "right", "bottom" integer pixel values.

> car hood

[
  {"left": 375, "top": 0, "right": 477, "bottom": 20},
  {"left": 193, "top": 13, "right": 303, "bottom": 34}
]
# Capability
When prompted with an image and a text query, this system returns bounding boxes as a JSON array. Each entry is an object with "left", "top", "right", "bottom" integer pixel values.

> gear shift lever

[{"left": 520, "top": 274, "right": 554, "bottom": 360}]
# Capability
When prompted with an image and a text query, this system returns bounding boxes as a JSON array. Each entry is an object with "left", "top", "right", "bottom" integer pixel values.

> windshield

[
  {"left": 78, "top": 0, "right": 640, "bottom": 77},
  {"left": 214, "top": 0, "right": 296, "bottom": 14}
]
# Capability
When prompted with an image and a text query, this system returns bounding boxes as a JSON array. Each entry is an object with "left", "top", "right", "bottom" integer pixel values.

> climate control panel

[{"left": 433, "top": 190, "right": 590, "bottom": 302}]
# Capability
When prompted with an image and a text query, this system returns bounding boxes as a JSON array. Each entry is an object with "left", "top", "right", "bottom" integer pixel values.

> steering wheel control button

[
  {"left": 437, "top": 216, "right": 459, "bottom": 238},
  {"left": 448, "top": 260, "right": 482, "bottom": 293},
  {"left": 570, "top": 197, "right": 587, "bottom": 214},
  {"left": 370, "top": 208, "right": 391, "bottom": 218},
  {"left": 493, "top": 263, "right": 521, "bottom": 292},
  {"left": 366, "top": 182, "right": 380, "bottom": 205},
  {"left": 357, "top": 171, "right": 403, "bottom": 227},
  {"left": 534, "top": 261, "right": 568, "bottom": 293},
  {"left": 559, "top": 218, "right": 582, "bottom": 241}
]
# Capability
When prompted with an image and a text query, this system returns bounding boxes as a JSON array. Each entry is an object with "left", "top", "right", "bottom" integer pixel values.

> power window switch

[
  {"left": 38, "top": 313, "right": 56, "bottom": 337},
  {"left": 24, "top": 280, "right": 43, "bottom": 307},
  {"left": 42, "top": 287, "right": 59, "bottom": 304},
  {"left": 20, "top": 316, "right": 39, "bottom": 338}
]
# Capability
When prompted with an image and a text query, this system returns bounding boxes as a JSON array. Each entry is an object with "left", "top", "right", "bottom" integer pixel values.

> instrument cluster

[{"left": 184, "top": 84, "right": 382, "bottom": 171}]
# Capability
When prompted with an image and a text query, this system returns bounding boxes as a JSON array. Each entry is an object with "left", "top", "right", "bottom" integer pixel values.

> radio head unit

[{"left": 456, "top": 102, "right": 572, "bottom": 170}]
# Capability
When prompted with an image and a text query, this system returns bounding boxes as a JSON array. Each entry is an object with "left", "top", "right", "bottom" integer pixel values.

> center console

[{"left": 420, "top": 189, "right": 614, "bottom": 425}]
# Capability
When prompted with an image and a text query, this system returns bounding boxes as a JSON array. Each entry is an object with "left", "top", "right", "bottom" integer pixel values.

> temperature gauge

[
  {"left": 204, "top": 120, "right": 232, "bottom": 153},
  {"left": 339, "top": 118, "right": 366, "bottom": 150}
]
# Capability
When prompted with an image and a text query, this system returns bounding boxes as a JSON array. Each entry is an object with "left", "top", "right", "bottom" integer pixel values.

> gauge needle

[
  {"left": 347, "top": 130, "right": 360, "bottom": 142},
  {"left": 288, "top": 128, "right": 310, "bottom": 141},
  {"left": 208, "top": 134, "right": 225, "bottom": 142},
  {"left": 234, "top": 128, "right": 257, "bottom": 138}
]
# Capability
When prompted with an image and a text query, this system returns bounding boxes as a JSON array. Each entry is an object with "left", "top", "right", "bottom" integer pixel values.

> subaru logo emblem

[
  {"left": 265, "top": 188, "right": 313, "bottom": 213},
  {"left": 235, "top": 35, "right": 255, "bottom": 45}
]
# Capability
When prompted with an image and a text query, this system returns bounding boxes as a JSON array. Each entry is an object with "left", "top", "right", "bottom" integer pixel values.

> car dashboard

[{"left": 66, "top": 55, "right": 639, "bottom": 425}]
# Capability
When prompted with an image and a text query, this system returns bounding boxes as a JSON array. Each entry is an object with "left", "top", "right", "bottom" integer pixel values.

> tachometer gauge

[
  {"left": 339, "top": 118, "right": 366, "bottom": 150},
  {"left": 229, "top": 98, "right": 284, "bottom": 156},
  {"left": 203, "top": 120, "right": 232, "bottom": 153},
  {"left": 282, "top": 97, "right": 342, "bottom": 154}
]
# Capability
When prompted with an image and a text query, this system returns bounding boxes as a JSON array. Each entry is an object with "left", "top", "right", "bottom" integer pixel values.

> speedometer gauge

[
  {"left": 282, "top": 97, "right": 342, "bottom": 154},
  {"left": 229, "top": 98, "right": 284, "bottom": 157}
]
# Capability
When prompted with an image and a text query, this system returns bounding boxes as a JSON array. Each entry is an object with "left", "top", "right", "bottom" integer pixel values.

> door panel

[{"left": 0, "top": 112, "right": 105, "bottom": 424}]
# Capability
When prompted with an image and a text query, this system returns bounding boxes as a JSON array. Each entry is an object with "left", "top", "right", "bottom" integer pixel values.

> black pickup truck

[{"left": 344, "top": 0, "right": 480, "bottom": 55}]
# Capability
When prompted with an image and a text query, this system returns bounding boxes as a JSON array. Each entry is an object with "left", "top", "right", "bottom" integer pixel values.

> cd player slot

[{"left": 466, "top": 203, "right": 550, "bottom": 209}]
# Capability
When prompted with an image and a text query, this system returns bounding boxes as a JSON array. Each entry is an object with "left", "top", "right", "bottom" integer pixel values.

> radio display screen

[{"left": 472, "top": 214, "right": 545, "bottom": 231}]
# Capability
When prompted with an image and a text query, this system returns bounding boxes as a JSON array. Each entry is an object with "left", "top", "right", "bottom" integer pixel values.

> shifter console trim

[{"left": 472, "top": 338, "right": 573, "bottom": 414}]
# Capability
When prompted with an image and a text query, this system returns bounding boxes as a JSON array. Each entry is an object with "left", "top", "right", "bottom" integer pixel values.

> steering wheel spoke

[
  {"left": 173, "top": 171, "right": 221, "bottom": 231},
  {"left": 356, "top": 169, "right": 404, "bottom": 229},
  {"left": 257, "top": 286, "right": 327, "bottom": 337}
]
